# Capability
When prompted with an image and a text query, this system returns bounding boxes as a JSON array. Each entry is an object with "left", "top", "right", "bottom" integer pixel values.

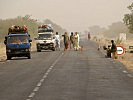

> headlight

[
  {"left": 7, "top": 49, "right": 11, "bottom": 52},
  {"left": 25, "top": 49, "right": 30, "bottom": 52}
]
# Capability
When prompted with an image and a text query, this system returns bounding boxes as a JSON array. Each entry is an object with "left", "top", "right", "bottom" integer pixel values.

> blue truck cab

[{"left": 4, "top": 33, "right": 32, "bottom": 60}]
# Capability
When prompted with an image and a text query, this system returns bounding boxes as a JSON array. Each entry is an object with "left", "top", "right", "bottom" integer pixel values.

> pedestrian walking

[
  {"left": 88, "top": 32, "right": 91, "bottom": 40},
  {"left": 74, "top": 32, "right": 79, "bottom": 51},
  {"left": 106, "top": 45, "right": 111, "bottom": 58},
  {"left": 77, "top": 32, "right": 80, "bottom": 48},
  {"left": 62, "top": 32, "right": 69, "bottom": 51},
  {"left": 55, "top": 32, "right": 60, "bottom": 50},
  {"left": 70, "top": 32, "right": 75, "bottom": 49}
]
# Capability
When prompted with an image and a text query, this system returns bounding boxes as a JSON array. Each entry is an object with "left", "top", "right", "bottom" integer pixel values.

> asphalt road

[{"left": 0, "top": 38, "right": 133, "bottom": 100}]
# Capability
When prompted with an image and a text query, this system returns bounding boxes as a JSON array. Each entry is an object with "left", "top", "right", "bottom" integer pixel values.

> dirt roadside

[
  {"left": 0, "top": 44, "right": 6, "bottom": 62},
  {"left": 93, "top": 37, "right": 133, "bottom": 72}
]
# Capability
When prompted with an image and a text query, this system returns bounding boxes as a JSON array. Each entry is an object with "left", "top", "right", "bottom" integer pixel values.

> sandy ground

[
  {"left": 92, "top": 36, "right": 133, "bottom": 72},
  {"left": 0, "top": 43, "right": 6, "bottom": 61},
  {"left": 119, "top": 40, "right": 133, "bottom": 71}
]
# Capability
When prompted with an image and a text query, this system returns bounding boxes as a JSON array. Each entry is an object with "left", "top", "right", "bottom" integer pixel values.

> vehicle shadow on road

[{"left": 37, "top": 50, "right": 54, "bottom": 52}]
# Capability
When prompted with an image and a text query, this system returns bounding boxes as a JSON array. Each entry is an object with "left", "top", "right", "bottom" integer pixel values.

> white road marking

[
  {"left": 43, "top": 75, "right": 47, "bottom": 79},
  {"left": 50, "top": 66, "right": 54, "bottom": 68},
  {"left": 37, "top": 82, "right": 42, "bottom": 87},
  {"left": 123, "top": 70, "right": 128, "bottom": 73},
  {"left": 28, "top": 92, "right": 35, "bottom": 98},
  {"left": 47, "top": 69, "right": 51, "bottom": 73},
  {"left": 49, "top": 67, "right": 53, "bottom": 70},
  {"left": 33, "top": 87, "right": 40, "bottom": 92},
  {"left": 127, "top": 74, "right": 133, "bottom": 78},
  {"left": 40, "top": 79, "right": 44, "bottom": 82},
  {"left": 52, "top": 53, "right": 63, "bottom": 66},
  {"left": 26, "top": 52, "right": 64, "bottom": 100},
  {"left": 45, "top": 72, "right": 49, "bottom": 75}
]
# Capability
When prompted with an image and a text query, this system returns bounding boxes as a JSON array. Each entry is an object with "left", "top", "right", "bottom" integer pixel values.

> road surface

[{"left": 0, "top": 38, "right": 133, "bottom": 100}]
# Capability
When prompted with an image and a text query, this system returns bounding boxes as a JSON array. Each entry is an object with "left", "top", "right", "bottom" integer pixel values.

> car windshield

[
  {"left": 38, "top": 28, "right": 53, "bottom": 33},
  {"left": 7, "top": 36, "right": 29, "bottom": 44},
  {"left": 38, "top": 34, "right": 52, "bottom": 40}
]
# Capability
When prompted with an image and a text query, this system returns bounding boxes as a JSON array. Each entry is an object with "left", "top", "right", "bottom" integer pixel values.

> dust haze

[{"left": 0, "top": 0, "right": 132, "bottom": 32}]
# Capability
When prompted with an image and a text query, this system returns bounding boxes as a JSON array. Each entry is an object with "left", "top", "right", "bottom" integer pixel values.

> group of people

[
  {"left": 69, "top": 32, "right": 80, "bottom": 51},
  {"left": 54, "top": 32, "right": 80, "bottom": 51}
]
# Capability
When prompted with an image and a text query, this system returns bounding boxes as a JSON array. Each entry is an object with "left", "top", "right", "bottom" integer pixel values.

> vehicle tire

[
  {"left": 37, "top": 49, "right": 41, "bottom": 52},
  {"left": 52, "top": 48, "right": 55, "bottom": 51},
  {"left": 27, "top": 54, "right": 31, "bottom": 59},
  {"left": 7, "top": 56, "right": 12, "bottom": 60}
]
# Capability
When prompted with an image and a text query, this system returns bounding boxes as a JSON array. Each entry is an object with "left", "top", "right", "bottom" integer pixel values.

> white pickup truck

[{"left": 35, "top": 32, "right": 56, "bottom": 52}]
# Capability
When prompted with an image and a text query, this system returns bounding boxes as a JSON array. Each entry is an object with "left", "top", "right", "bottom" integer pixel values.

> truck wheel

[
  {"left": 37, "top": 49, "right": 41, "bottom": 52},
  {"left": 7, "top": 56, "right": 12, "bottom": 60},
  {"left": 52, "top": 48, "right": 55, "bottom": 51},
  {"left": 27, "top": 55, "right": 31, "bottom": 59}
]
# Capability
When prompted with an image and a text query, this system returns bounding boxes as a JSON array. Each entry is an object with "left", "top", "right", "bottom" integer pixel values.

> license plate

[{"left": 15, "top": 51, "right": 21, "bottom": 54}]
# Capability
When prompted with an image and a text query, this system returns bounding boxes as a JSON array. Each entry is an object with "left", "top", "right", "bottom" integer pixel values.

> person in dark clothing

[
  {"left": 62, "top": 32, "right": 69, "bottom": 51},
  {"left": 106, "top": 45, "right": 111, "bottom": 58},
  {"left": 111, "top": 40, "right": 117, "bottom": 59},
  {"left": 70, "top": 32, "right": 75, "bottom": 49},
  {"left": 88, "top": 33, "right": 91, "bottom": 40}
]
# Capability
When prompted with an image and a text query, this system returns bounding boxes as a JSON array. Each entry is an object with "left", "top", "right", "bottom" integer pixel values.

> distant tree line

[
  {"left": 88, "top": 21, "right": 129, "bottom": 38},
  {"left": 0, "top": 15, "right": 38, "bottom": 41},
  {"left": 87, "top": 2, "right": 133, "bottom": 37},
  {"left": 123, "top": 2, "right": 133, "bottom": 33},
  {"left": 0, "top": 15, "right": 67, "bottom": 42}
]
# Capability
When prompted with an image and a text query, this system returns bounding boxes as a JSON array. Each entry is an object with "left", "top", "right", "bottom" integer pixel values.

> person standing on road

[
  {"left": 88, "top": 32, "right": 91, "bottom": 40},
  {"left": 70, "top": 32, "right": 75, "bottom": 49},
  {"left": 106, "top": 45, "right": 111, "bottom": 58},
  {"left": 111, "top": 40, "right": 117, "bottom": 59},
  {"left": 62, "top": 32, "right": 69, "bottom": 51},
  {"left": 77, "top": 32, "right": 80, "bottom": 48},
  {"left": 74, "top": 32, "right": 79, "bottom": 51},
  {"left": 55, "top": 32, "right": 60, "bottom": 50}
]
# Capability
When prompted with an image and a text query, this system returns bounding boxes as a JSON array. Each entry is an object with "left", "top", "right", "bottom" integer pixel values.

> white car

[{"left": 35, "top": 32, "right": 56, "bottom": 52}]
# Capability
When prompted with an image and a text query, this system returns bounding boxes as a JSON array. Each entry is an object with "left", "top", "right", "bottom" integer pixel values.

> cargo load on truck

[
  {"left": 38, "top": 24, "right": 54, "bottom": 33},
  {"left": 8, "top": 25, "right": 28, "bottom": 34}
]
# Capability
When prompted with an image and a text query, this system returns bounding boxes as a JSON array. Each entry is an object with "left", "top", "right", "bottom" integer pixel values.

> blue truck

[{"left": 4, "top": 33, "right": 32, "bottom": 60}]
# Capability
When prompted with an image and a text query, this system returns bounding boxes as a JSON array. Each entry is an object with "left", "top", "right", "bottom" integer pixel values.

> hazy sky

[{"left": 0, "top": 0, "right": 132, "bottom": 32}]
